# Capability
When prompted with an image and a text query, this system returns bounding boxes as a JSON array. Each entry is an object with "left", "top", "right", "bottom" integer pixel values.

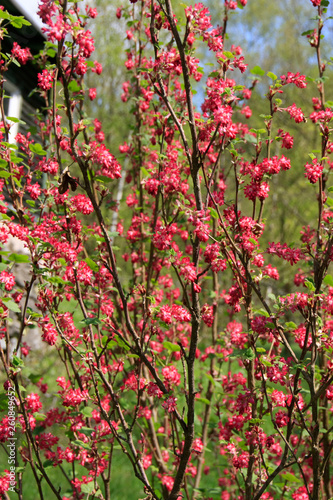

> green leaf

[
  {"left": 253, "top": 308, "right": 270, "bottom": 317},
  {"left": 244, "top": 133, "right": 257, "bottom": 144},
  {"left": 281, "top": 472, "right": 301, "bottom": 483},
  {"left": 81, "top": 407, "right": 93, "bottom": 418},
  {"left": 244, "top": 348, "right": 255, "bottom": 360},
  {"left": 267, "top": 71, "right": 277, "bottom": 81},
  {"left": 324, "top": 275, "right": 333, "bottom": 287},
  {"left": 163, "top": 341, "right": 180, "bottom": 352},
  {"left": 42, "top": 460, "right": 54, "bottom": 469},
  {"left": 209, "top": 207, "right": 218, "bottom": 219},
  {"left": 11, "top": 16, "right": 31, "bottom": 28},
  {"left": 29, "top": 143, "right": 47, "bottom": 156},
  {"left": 115, "top": 337, "right": 130, "bottom": 351},
  {"left": 108, "top": 231, "right": 119, "bottom": 238},
  {"left": 46, "top": 48, "right": 57, "bottom": 58},
  {"left": 12, "top": 355, "right": 24, "bottom": 368},
  {"left": 79, "top": 426, "right": 94, "bottom": 436},
  {"left": 34, "top": 413, "right": 46, "bottom": 421},
  {"left": 301, "top": 29, "right": 314, "bottom": 36},
  {"left": 205, "top": 373, "right": 217, "bottom": 386},
  {"left": 81, "top": 482, "right": 95, "bottom": 494},
  {"left": 47, "top": 276, "right": 72, "bottom": 286},
  {"left": 0, "top": 171, "right": 11, "bottom": 179},
  {"left": 208, "top": 71, "right": 220, "bottom": 78},
  {"left": 250, "top": 65, "right": 265, "bottom": 76},
  {"left": 84, "top": 257, "right": 99, "bottom": 272},
  {"left": 304, "top": 278, "right": 316, "bottom": 292},
  {"left": 8, "top": 253, "right": 30, "bottom": 263},
  {"left": 285, "top": 321, "right": 297, "bottom": 329},
  {"left": 80, "top": 316, "right": 101, "bottom": 326},
  {"left": 7, "top": 117, "right": 26, "bottom": 125},
  {"left": 197, "top": 397, "right": 211, "bottom": 405},
  {"left": 68, "top": 80, "right": 81, "bottom": 92},
  {"left": 29, "top": 373, "right": 42, "bottom": 384},
  {"left": 261, "top": 359, "right": 272, "bottom": 367},
  {"left": 0, "top": 10, "right": 10, "bottom": 20},
  {"left": 0, "top": 393, "right": 10, "bottom": 410},
  {"left": 72, "top": 439, "right": 91, "bottom": 450},
  {"left": 2, "top": 298, "right": 21, "bottom": 313}
]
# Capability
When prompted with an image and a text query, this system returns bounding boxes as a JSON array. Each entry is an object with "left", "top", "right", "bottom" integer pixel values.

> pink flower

[
  {"left": 77, "top": 30, "right": 95, "bottom": 58},
  {"left": 37, "top": 0, "right": 57, "bottom": 24},
  {"left": 0, "top": 472, "right": 10, "bottom": 496},
  {"left": 26, "top": 182, "right": 41, "bottom": 200},
  {"left": 93, "top": 60, "right": 103, "bottom": 75},
  {"left": 162, "top": 396, "right": 177, "bottom": 413},
  {"left": 38, "top": 158, "right": 58, "bottom": 175},
  {"left": 227, "top": 321, "right": 247, "bottom": 348},
  {"left": 147, "top": 383, "right": 163, "bottom": 399},
  {"left": 71, "top": 194, "right": 94, "bottom": 215},
  {"left": 232, "top": 452, "right": 249, "bottom": 469},
  {"left": 192, "top": 438, "right": 204, "bottom": 454},
  {"left": 89, "top": 141, "right": 121, "bottom": 178},
  {"left": 201, "top": 304, "right": 214, "bottom": 327},
  {"left": 35, "top": 432, "right": 59, "bottom": 449},
  {"left": 89, "top": 88, "right": 97, "bottom": 100},
  {"left": 267, "top": 242, "right": 304, "bottom": 265},
  {"left": 162, "top": 366, "right": 181, "bottom": 386},
  {"left": 11, "top": 43, "right": 32, "bottom": 65},
  {"left": 0, "top": 271, "right": 15, "bottom": 291},
  {"left": 280, "top": 72, "right": 307, "bottom": 89},
  {"left": 304, "top": 159, "right": 323, "bottom": 183},
  {"left": 262, "top": 264, "right": 279, "bottom": 280},
  {"left": 40, "top": 318, "right": 58, "bottom": 346},
  {"left": 241, "top": 105, "right": 252, "bottom": 118},
  {"left": 75, "top": 56, "right": 88, "bottom": 76},
  {"left": 37, "top": 69, "right": 54, "bottom": 91},
  {"left": 292, "top": 486, "right": 309, "bottom": 500},
  {"left": 142, "top": 453, "right": 152, "bottom": 469},
  {"left": 85, "top": 6, "right": 98, "bottom": 18},
  {"left": 278, "top": 129, "right": 294, "bottom": 149},
  {"left": 160, "top": 474, "right": 174, "bottom": 492},
  {"left": 286, "top": 103, "right": 305, "bottom": 123},
  {"left": 25, "top": 393, "right": 42, "bottom": 413},
  {"left": 179, "top": 257, "right": 197, "bottom": 283},
  {"left": 65, "top": 261, "right": 93, "bottom": 286},
  {"left": 271, "top": 390, "right": 287, "bottom": 407},
  {"left": 62, "top": 388, "right": 89, "bottom": 407}
]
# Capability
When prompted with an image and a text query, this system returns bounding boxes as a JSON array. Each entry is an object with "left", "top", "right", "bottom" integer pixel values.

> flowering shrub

[{"left": 0, "top": 1, "right": 332, "bottom": 500}]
